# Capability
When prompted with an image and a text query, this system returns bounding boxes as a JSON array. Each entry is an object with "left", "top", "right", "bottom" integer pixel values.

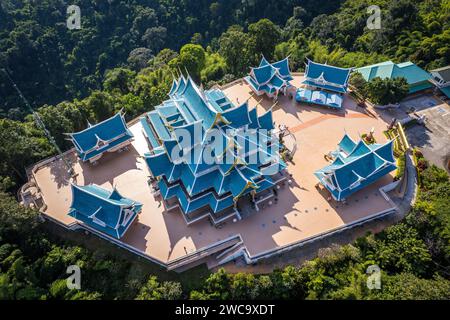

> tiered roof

[
  {"left": 314, "top": 134, "right": 396, "bottom": 201},
  {"left": 245, "top": 56, "right": 293, "bottom": 97},
  {"left": 69, "top": 184, "right": 142, "bottom": 238},
  {"left": 142, "top": 75, "right": 286, "bottom": 217},
  {"left": 69, "top": 113, "right": 133, "bottom": 162},
  {"left": 303, "top": 59, "right": 352, "bottom": 93}
]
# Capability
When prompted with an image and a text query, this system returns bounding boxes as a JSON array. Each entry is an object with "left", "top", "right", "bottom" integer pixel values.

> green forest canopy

[{"left": 0, "top": 0, "right": 449, "bottom": 300}]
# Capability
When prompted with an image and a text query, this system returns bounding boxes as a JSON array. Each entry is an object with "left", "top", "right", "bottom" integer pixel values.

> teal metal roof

[
  {"left": 338, "top": 134, "right": 356, "bottom": 154},
  {"left": 356, "top": 61, "right": 433, "bottom": 93},
  {"left": 440, "top": 86, "right": 450, "bottom": 98},
  {"left": 68, "top": 184, "right": 141, "bottom": 238},
  {"left": 70, "top": 113, "right": 133, "bottom": 161},
  {"left": 315, "top": 136, "right": 396, "bottom": 201}
]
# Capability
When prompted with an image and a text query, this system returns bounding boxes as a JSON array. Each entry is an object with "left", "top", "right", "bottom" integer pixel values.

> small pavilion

[
  {"left": 245, "top": 56, "right": 293, "bottom": 98},
  {"left": 296, "top": 59, "right": 352, "bottom": 109},
  {"left": 68, "top": 112, "right": 134, "bottom": 163},
  {"left": 314, "top": 134, "right": 397, "bottom": 201},
  {"left": 69, "top": 183, "right": 142, "bottom": 239}
]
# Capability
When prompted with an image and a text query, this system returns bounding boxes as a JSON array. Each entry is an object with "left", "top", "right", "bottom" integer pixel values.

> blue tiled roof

[
  {"left": 272, "top": 57, "right": 293, "bottom": 80},
  {"left": 303, "top": 59, "right": 352, "bottom": 93},
  {"left": 315, "top": 135, "right": 396, "bottom": 201},
  {"left": 142, "top": 75, "right": 284, "bottom": 217},
  {"left": 259, "top": 56, "right": 270, "bottom": 67},
  {"left": 337, "top": 134, "right": 356, "bottom": 155},
  {"left": 70, "top": 113, "right": 133, "bottom": 161},
  {"left": 295, "top": 88, "right": 344, "bottom": 109},
  {"left": 68, "top": 184, "right": 141, "bottom": 238},
  {"left": 245, "top": 56, "right": 293, "bottom": 96},
  {"left": 253, "top": 64, "right": 277, "bottom": 84},
  {"left": 258, "top": 109, "right": 275, "bottom": 131},
  {"left": 222, "top": 102, "right": 252, "bottom": 127},
  {"left": 440, "top": 86, "right": 450, "bottom": 98}
]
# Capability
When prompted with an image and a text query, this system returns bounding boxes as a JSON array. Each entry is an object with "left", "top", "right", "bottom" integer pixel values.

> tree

[
  {"left": 374, "top": 224, "right": 432, "bottom": 276},
  {"left": 127, "top": 48, "right": 153, "bottom": 71},
  {"left": 103, "top": 68, "right": 136, "bottom": 95},
  {"left": 131, "top": 7, "right": 158, "bottom": 39},
  {"left": 142, "top": 26, "right": 167, "bottom": 54},
  {"left": 35, "top": 102, "right": 85, "bottom": 150},
  {"left": 219, "top": 26, "right": 256, "bottom": 76},
  {"left": 369, "top": 273, "right": 450, "bottom": 300},
  {"left": 365, "top": 77, "right": 409, "bottom": 105},
  {"left": 201, "top": 53, "right": 227, "bottom": 83},
  {"left": 84, "top": 91, "right": 115, "bottom": 122},
  {"left": 283, "top": 7, "right": 306, "bottom": 39},
  {"left": 349, "top": 72, "right": 369, "bottom": 101},
  {"left": 229, "top": 273, "right": 257, "bottom": 299},
  {"left": 136, "top": 276, "right": 182, "bottom": 300},
  {"left": 248, "top": 19, "right": 282, "bottom": 60},
  {"left": 190, "top": 33, "right": 203, "bottom": 46},
  {"left": 169, "top": 44, "right": 206, "bottom": 81},
  {"left": 0, "top": 119, "right": 54, "bottom": 182}
]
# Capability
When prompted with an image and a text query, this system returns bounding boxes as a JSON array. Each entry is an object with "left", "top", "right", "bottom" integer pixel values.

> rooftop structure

[
  {"left": 142, "top": 75, "right": 287, "bottom": 225},
  {"left": 245, "top": 56, "right": 293, "bottom": 98},
  {"left": 303, "top": 59, "right": 352, "bottom": 94},
  {"left": 430, "top": 65, "right": 450, "bottom": 98},
  {"left": 68, "top": 112, "right": 134, "bottom": 162},
  {"left": 69, "top": 184, "right": 142, "bottom": 239},
  {"left": 356, "top": 61, "right": 433, "bottom": 94},
  {"left": 295, "top": 87, "right": 344, "bottom": 109},
  {"left": 295, "top": 59, "right": 351, "bottom": 109},
  {"left": 314, "top": 134, "right": 397, "bottom": 201}
]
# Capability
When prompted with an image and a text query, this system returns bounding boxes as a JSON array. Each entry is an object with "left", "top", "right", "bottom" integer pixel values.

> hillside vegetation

[{"left": 0, "top": 0, "right": 449, "bottom": 300}]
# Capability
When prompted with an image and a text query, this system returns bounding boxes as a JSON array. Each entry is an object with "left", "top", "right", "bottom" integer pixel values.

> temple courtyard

[{"left": 29, "top": 75, "right": 397, "bottom": 270}]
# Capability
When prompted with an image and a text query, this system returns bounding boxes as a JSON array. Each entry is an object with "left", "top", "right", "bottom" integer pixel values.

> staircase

[{"left": 207, "top": 240, "right": 247, "bottom": 268}]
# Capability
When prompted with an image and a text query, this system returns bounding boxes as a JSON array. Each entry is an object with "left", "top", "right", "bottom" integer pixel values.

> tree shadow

[
  {"left": 49, "top": 152, "right": 78, "bottom": 189},
  {"left": 81, "top": 145, "right": 141, "bottom": 186}
]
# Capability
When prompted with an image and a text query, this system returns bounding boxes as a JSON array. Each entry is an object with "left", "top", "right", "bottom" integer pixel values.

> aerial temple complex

[{"left": 21, "top": 55, "right": 406, "bottom": 271}]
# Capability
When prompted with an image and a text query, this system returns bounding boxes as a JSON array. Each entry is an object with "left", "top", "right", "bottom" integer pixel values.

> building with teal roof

[
  {"left": 68, "top": 112, "right": 134, "bottom": 163},
  {"left": 69, "top": 184, "right": 142, "bottom": 239},
  {"left": 296, "top": 59, "right": 351, "bottom": 109},
  {"left": 314, "top": 134, "right": 397, "bottom": 201},
  {"left": 430, "top": 65, "right": 450, "bottom": 99},
  {"left": 245, "top": 56, "right": 293, "bottom": 98},
  {"left": 142, "top": 74, "right": 287, "bottom": 225},
  {"left": 356, "top": 61, "right": 433, "bottom": 94}
]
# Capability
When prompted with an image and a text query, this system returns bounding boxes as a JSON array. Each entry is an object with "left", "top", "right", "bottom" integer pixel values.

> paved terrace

[{"left": 31, "top": 75, "right": 396, "bottom": 267}]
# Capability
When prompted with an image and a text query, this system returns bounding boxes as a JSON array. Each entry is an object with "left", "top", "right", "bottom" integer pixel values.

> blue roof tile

[
  {"left": 70, "top": 113, "right": 133, "bottom": 161},
  {"left": 315, "top": 135, "right": 396, "bottom": 201},
  {"left": 69, "top": 184, "right": 141, "bottom": 239}
]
